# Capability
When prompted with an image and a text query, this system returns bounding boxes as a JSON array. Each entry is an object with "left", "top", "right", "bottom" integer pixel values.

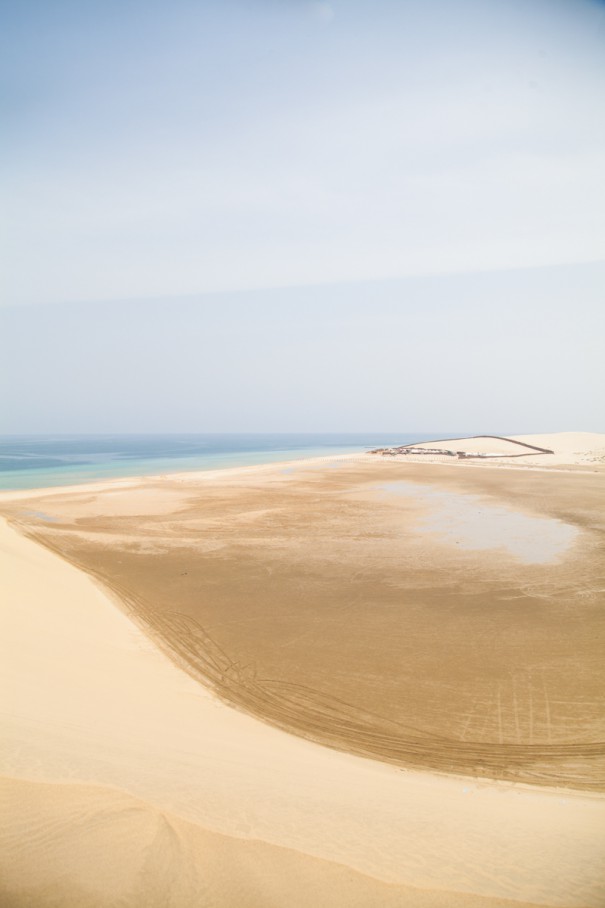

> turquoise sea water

[{"left": 0, "top": 433, "right": 418, "bottom": 491}]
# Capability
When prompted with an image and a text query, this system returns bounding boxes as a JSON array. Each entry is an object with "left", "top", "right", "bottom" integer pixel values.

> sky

[
  {"left": 1, "top": 0, "right": 604, "bottom": 432},
  {"left": 3, "top": 262, "right": 604, "bottom": 434}
]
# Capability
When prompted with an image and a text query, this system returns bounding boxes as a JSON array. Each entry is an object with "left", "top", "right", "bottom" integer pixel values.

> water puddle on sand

[
  {"left": 381, "top": 482, "right": 578, "bottom": 564},
  {"left": 20, "top": 509, "right": 59, "bottom": 523}
]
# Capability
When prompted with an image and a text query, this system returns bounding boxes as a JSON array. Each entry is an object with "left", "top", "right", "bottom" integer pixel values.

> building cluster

[{"left": 370, "top": 446, "right": 502, "bottom": 460}]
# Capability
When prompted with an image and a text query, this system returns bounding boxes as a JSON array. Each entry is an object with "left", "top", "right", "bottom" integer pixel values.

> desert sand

[{"left": 1, "top": 432, "right": 605, "bottom": 907}]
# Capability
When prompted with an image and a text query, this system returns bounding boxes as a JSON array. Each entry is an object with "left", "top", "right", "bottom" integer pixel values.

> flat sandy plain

[{"left": 1, "top": 433, "right": 605, "bottom": 907}]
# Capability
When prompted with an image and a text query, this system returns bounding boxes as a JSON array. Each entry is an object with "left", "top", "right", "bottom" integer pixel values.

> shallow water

[
  {"left": 0, "top": 433, "right": 413, "bottom": 491},
  {"left": 20, "top": 509, "right": 59, "bottom": 523},
  {"left": 381, "top": 480, "right": 578, "bottom": 564}
]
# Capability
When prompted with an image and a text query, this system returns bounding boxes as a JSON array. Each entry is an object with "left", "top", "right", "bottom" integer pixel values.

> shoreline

[
  {"left": 1, "top": 431, "right": 604, "bottom": 501},
  {"left": 1, "top": 450, "right": 603, "bottom": 506}
]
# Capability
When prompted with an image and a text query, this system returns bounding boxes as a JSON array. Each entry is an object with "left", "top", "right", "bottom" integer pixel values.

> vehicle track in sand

[{"left": 5, "top": 459, "right": 605, "bottom": 791}]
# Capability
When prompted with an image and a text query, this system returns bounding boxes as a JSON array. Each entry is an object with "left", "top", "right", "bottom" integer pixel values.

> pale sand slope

[
  {"left": 515, "top": 432, "right": 605, "bottom": 455},
  {"left": 1, "top": 515, "right": 605, "bottom": 907},
  {"left": 1, "top": 777, "right": 551, "bottom": 908}
]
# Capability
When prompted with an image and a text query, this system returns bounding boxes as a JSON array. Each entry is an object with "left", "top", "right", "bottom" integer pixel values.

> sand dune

[
  {"left": 1, "top": 775, "right": 555, "bottom": 908},
  {"left": 375, "top": 432, "right": 605, "bottom": 466},
  {"left": 2, "top": 436, "right": 605, "bottom": 907},
  {"left": 5, "top": 458, "right": 604, "bottom": 788},
  {"left": 2, "top": 514, "right": 605, "bottom": 906}
]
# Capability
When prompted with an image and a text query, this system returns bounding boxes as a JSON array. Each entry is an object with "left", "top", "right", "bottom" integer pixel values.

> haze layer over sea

[{"left": 0, "top": 434, "right": 417, "bottom": 491}]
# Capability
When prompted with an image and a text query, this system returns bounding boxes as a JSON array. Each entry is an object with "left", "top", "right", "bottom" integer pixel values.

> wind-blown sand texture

[{"left": 1, "top": 433, "right": 605, "bottom": 907}]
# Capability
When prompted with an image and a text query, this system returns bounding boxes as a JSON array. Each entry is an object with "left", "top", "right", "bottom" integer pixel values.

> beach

[{"left": 1, "top": 432, "right": 604, "bottom": 907}]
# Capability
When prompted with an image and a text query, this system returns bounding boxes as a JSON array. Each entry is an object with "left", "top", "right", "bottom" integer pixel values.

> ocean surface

[{"left": 0, "top": 434, "right": 419, "bottom": 491}]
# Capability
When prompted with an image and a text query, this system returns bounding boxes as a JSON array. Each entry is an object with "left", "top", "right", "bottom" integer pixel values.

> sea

[{"left": 0, "top": 433, "right": 420, "bottom": 491}]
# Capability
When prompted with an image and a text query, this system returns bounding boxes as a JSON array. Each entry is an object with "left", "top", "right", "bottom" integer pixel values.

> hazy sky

[
  {"left": 3, "top": 262, "right": 604, "bottom": 433},
  {"left": 1, "top": 1, "right": 604, "bottom": 432}
]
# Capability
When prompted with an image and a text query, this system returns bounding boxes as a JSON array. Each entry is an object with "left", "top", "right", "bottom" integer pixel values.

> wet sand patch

[
  {"left": 379, "top": 481, "right": 579, "bottom": 564},
  {"left": 3, "top": 459, "right": 604, "bottom": 789}
]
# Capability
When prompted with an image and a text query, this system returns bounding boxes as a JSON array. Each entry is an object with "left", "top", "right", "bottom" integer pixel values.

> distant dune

[{"left": 372, "top": 432, "right": 605, "bottom": 465}]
